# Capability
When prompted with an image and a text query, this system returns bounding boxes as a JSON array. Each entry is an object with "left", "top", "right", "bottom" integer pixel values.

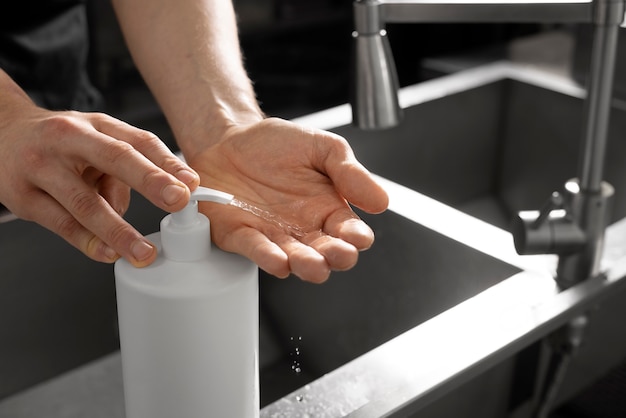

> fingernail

[
  {"left": 175, "top": 169, "right": 199, "bottom": 185},
  {"left": 131, "top": 239, "right": 155, "bottom": 262},
  {"left": 104, "top": 245, "right": 119, "bottom": 261},
  {"left": 162, "top": 184, "right": 187, "bottom": 206}
]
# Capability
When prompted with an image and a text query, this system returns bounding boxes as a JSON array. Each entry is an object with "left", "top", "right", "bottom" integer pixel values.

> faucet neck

[{"left": 354, "top": 0, "right": 384, "bottom": 35}]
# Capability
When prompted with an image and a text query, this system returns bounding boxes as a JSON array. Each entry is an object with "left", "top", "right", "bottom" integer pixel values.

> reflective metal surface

[
  {"left": 357, "top": 0, "right": 593, "bottom": 24},
  {"left": 260, "top": 62, "right": 626, "bottom": 417},
  {"left": 351, "top": 29, "right": 402, "bottom": 130},
  {"left": 4, "top": 63, "right": 626, "bottom": 418}
]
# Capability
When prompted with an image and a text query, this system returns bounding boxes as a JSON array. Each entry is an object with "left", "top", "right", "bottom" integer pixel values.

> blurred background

[{"left": 3, "top": 0, "right": 624, "bottom": 416}]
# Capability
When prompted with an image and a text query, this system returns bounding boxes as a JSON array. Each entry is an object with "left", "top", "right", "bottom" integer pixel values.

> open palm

[{"left": 186, "top": 118, "right": 389, "bottom": 283}]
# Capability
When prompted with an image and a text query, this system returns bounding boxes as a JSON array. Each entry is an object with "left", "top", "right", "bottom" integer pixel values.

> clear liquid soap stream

[
  {"left": 229, "top": 197, "right": 307, "bottom": 239},
  {"left": 189, "top": 186, "right": 308, "bottom": 239}
]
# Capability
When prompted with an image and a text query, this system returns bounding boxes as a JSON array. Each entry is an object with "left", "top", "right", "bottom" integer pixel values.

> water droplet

[{"left": 288, "top": 335, "right": 304, "bottom": 376}]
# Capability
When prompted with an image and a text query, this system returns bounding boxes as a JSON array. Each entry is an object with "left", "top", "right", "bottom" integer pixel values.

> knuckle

[
  {"left": 88, "top": 111, "right": 112, "bottom": 123},
  {"left": 140, "top": 168, "right": 169, "bottom": 191},
  {"left": 52, "top": 212, "right": 82, "bottom": 240},
  {"left": 84, "top": 234, "right": 104, "bottom": 260},
  {"left": 40, "top": 113, "right": 82, "bottom": 138},
  {"left": 101, "top": 139, "right": 136, "bottom": 165},
  {"left": 132, "top": 129, "right": 161, "bottom": 148},
  {"left": 14, "top": 113, "right": 84, "bottom": 172},
  {"left": 69, "top": 189, "right": 101, "bottom": 219},
  {"left": 160, "top": 153, "right": 184, "bottom": 169},
  {"left": 104, "top": 221, "right": 133, "bottom": 248}
]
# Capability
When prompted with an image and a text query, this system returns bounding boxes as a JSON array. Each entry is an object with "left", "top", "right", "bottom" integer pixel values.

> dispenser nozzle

[
  {"left": 170, "top": 186, "right": 233, "bottom": 228},
  {"left": 163, "top": 186, "right": 234, "bottom": 261},
  {"left": 190, "top": 186, "right": 234, "bottom": 205}
]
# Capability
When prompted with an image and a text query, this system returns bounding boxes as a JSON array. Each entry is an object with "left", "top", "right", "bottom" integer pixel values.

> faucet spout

[
  {"left": 351, "top": 0, "right": 402, "bottom": 129},
  {"left": 351, "top": 28, "right": 403, "bottom": 130},
  {"left": 350, "top": 0, "right": 597, "bottom": 130}
]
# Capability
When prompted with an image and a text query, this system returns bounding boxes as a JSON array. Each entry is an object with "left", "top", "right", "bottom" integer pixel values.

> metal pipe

[
  {"left": 578, "top": 21, "right": 621, "bottom": 192},
  {"left": 532, "top": 314, "right": 589, "bottom": 418},
  {"left": 380, "top": 0, "right": 594, "bottom": 23}
]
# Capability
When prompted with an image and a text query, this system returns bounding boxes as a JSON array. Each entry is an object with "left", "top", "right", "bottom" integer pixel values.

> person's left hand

[{"left": 184, "top": 117, "right": 389, "bottom": 283}]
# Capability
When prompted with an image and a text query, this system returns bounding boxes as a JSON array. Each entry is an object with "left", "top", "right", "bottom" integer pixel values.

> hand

[
  {"left": 0, "top": 103, "right": 200, "bottom": 267},
  {"left": 185, "top": 117, "right": 389, "bottom": 283}
]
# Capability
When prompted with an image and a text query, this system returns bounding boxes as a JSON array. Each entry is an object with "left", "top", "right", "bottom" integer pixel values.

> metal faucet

[
  {"left": 352, "top": 2, "right": 623, "bottom": 415},
  {"left": 351, "top": 0, "right": 623, "bottom": 288}
]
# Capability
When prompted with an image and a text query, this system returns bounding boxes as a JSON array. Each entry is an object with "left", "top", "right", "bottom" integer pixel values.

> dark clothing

[{"left": 0, "top": 0, "right": 101, "bottom": 110}]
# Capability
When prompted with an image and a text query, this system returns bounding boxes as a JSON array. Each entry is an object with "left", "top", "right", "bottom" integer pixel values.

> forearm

[{"left": 110, "top": 0, "right": 263, "bottom": 160}]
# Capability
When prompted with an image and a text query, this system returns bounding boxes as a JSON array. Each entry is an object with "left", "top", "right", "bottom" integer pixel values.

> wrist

[{"left": 176, "top": 96, "right": 265, "bottom": 161}]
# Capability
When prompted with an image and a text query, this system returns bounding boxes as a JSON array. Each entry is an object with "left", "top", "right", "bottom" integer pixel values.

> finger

[
  {"left": 215, "top": 224, "right": 291, "bottom": 278},
  {"left": 62, "top": 126, "right": 192, "bottom": 213},
  {"left": 81, "top": 167, "right": 131, "bottom": 216},
  {"left": 98, "top": 175, "right": 131, "bottom": 216},
  {"left": 329, "top": 161, "right": 388, "bottom": 214},
  {"left": 91, "top": 114, "right": 200, "bottom": 189},
  {"left": 208, "top": 204, "right": 332, "bottom": 283},
  {"left": 301, "top": 231, "right": 359, "bottom": 271},
  {"left": 39, "top": 172, "right": 158, "bottom": 267},
  {"left": 214, "top": 218, "right": 331, "bottom": 283},
  {"left": 290, "top": 246, "right": 332, "bottom": 284},
  {"left": 272, "top": 234, "right": 331, "bottom": 284},
  {"left": 311, "top": 131, "right": 389, "bottom": 214},
  {"left": 323, "top": 208, "right": 376, "bottom": 251},
  {"left": 21, "top": 191, "right": 121, "bottom": 263}
]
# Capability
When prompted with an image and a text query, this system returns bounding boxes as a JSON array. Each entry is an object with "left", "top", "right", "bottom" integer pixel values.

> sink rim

[
  {"left": 260, "top": 170, "right": 626, "bottom": 418},
  {"left": 261, "top": 62, "right": 626, "bottom": 417},
  {"left": 291, "top": 60, "right": 585, "bottom": 134}
]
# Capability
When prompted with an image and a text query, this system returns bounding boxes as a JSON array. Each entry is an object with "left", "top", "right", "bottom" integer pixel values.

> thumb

[{"left": 314, "top": 131, "right": 389, "bottom": 214}]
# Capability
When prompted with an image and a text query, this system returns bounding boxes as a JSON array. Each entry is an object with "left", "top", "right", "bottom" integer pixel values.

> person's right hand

[{"left": 0, "top": 76, "right": 200, "bottom": 267}]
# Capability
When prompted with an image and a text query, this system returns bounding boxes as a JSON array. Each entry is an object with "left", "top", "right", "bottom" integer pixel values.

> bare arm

[
  {"left": 111, "top": 0, "right": 389, "bottom": 282},
  {"left": 110, "top": 0, "right": 262, "bottom": 158}
]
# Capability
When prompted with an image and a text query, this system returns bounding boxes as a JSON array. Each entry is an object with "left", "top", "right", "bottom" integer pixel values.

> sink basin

[
  {"left": 258, "top": 62, "right": 626, "bottom": 414},
  {"left": 261, "top": 209, "right": 519, "bottom": 378},
  {"left": 4, "top": 62, "right": 626, "bottom": 418}
]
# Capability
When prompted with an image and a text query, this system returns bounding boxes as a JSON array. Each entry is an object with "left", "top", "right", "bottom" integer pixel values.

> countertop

[{"left": 0, "top": 353, "right": 125, "bottom": 418}]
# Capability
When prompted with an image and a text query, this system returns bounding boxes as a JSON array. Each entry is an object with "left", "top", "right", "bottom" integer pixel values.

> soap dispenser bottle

[{"left": 115, "top": 187, "right": 259, "bottom": 418}]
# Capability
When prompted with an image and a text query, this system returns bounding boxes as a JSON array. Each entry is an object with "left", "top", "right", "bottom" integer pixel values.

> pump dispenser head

[{"left": 161, "top": 186, "right": 234, "bottom": 262}]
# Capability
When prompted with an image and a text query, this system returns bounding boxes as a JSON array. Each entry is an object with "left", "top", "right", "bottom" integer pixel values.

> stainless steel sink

[
  {"left": 259, "top": 62, "right": 626, "bottom": 417},
  {"left": 260, "top": 208, "right": 519, "bottom": 376},
  {"left": 4, "top": 62, "right": 626, "bottom": 418}
]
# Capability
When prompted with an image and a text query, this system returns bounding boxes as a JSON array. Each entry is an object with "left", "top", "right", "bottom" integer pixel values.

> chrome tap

[
  {"left": 351, "top": 2, "right": 402, "bottom": 130},
  {"left": 351, "top": 0, "right": 623, "bottom": 288},
  {"left": 351, "top": 2, "right": 623, "bottom": 415},
  {"left": 351, "top": 0, "right": 599, "bottom": 130}
]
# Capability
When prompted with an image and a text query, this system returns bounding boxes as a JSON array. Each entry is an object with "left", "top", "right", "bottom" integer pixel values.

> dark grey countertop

[{"left": 0, "top": 353, "right": 125, "bottom": 418}]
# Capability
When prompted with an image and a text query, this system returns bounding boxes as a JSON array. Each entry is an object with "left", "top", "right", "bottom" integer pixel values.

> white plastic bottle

[{"left": 115, "top": 187, "right": 259, "bottom": 418}]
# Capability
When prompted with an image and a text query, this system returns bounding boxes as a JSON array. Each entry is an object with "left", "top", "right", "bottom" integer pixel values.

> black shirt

[{"left": 0, "top": 0, "right": 101, "bottom": 110}]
